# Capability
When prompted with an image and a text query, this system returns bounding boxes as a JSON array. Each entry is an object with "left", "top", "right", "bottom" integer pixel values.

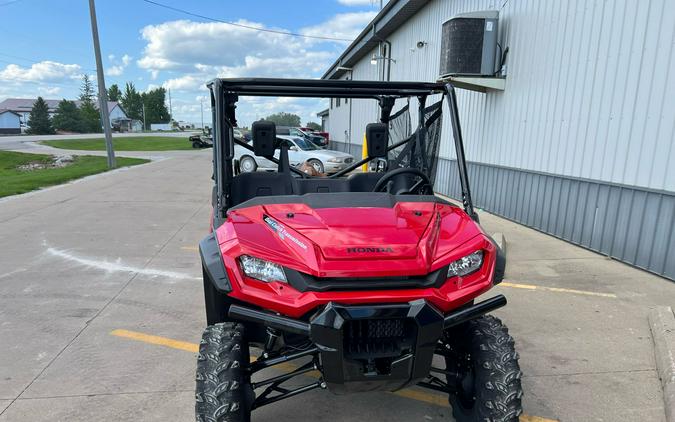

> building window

[
  {"left": 336, "top": 98, "right": 341, "bottom": 107},
  {"left": 330, "top": 98, "right": 333, "bottom": 109}
]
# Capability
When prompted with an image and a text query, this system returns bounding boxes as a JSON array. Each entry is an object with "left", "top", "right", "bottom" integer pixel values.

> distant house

[
  {"left": 0, "top": 109, "right": 21, "bottom": 134},
  {"left": 0, "top": 98, "right": 136, "bottom": 132}
]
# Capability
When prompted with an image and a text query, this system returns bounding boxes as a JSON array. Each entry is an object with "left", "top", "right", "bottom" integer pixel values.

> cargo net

[{"left": 387, "top": 99, "right": 443, "bottom": 185}]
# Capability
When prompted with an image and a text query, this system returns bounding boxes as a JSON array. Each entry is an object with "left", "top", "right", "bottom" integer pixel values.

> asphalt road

[{"left": 0, "top": 146, "right": 671, "bottom": 421}]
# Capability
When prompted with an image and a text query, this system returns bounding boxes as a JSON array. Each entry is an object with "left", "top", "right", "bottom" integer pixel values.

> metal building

[{"left": 322, "top": 0, "right": 675, "bottom": 280}]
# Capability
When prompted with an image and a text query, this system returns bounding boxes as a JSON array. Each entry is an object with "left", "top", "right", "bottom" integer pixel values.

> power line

[{"left": 140, "top": 0, "right": 354, "bottom": 42}]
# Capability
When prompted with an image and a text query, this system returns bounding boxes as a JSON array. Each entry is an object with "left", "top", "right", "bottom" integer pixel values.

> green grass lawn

[
  {"left": 0, "top": 151, "right": 149, "bottom": 197},
  {"left": 41, "top": 136, "right": 193, "bottom": 151}
]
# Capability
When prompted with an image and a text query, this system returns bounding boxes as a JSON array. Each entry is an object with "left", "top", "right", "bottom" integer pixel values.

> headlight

[
  {"left": 239, "top": 255, "right": 287, "bottom": 283},
  {"left": 327, "top": 157, "right": 343, "bottom": 163},
  {"left": 447, "top": 250, "right": 483, "bottom": 278}
]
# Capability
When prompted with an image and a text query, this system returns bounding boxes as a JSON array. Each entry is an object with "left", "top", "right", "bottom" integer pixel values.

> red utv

[{"left": 197, "top": 78, "right": 522, "bottom": 421}]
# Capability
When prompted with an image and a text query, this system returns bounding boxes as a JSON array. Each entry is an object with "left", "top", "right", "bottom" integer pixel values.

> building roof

[
  {"left": 0, "top": 98, "right": 121, "bottom": 114},
  {"left": 0, "top": 109, "right": 21, "bottom": 117},
  {"left": 317, "top": 108, "right": 329, "bottom": 117},
  {"left": 322, "top": 0, "right": 431, "bottom": 80}
]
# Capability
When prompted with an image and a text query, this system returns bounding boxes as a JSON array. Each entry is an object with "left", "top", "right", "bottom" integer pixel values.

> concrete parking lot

[{"left": 0, "top": 144, "right": 672, "bottom": 421}]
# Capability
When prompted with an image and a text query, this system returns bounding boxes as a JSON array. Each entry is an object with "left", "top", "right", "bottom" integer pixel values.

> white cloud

[
  {"left": 107, "top": 65, "right": 124, "bottom": 76},
  {"left": 337, "top": 0, "right": 383, "bottom": 6},
  {"left": 163, "top": 74, "right": 206, "bottom": 91},
  {"left": 137, "top": 19, "right": 314, "bottom": 74},
  {"left": 301, "top": 12, "right": 376, "bottom": 43},
  {"left": 106, "top": 54, "right": 132, "bottom": 77},
  {"left": 40, "top": 86, "right": 61, "bottom": 96},
  {"left": 135, "top": 13, "right": 369, "bottom": 125},
  {"left": 0, "top": 61, "right": 81, "bottom": 83}
]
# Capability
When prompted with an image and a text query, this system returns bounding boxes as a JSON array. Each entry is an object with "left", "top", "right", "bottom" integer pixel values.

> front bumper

[
  {"left": 228, "top": 295, "right": 506, "bottom": 394},
  {"left": 324, "top": 162, "right": 350, "bottom": 173},
  {"left": 311, "top": 299, "right": 443, "bottom": 393}
]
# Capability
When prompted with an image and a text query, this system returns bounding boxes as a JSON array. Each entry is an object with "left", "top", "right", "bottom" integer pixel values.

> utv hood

[{"left": 218, "top": 195, "right": 482, "bottom": 277}]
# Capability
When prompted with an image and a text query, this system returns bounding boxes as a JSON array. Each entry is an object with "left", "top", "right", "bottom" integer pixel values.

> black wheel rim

[
  {"left": 456, "top": 360, "right": 476, "bottom": 410},
  {"left": 443, "top": 345, "right": 477, "bottom": 411}
]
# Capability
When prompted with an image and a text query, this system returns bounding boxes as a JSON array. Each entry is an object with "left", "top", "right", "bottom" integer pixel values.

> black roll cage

[{"left": 208, "top": 78, "right": 477, "bottom": 221}]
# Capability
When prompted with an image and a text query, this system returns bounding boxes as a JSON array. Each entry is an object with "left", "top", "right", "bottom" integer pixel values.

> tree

[
  {"left": 26, "top": 97, "right": 54, "bottom": 135},
  {"left": 264, "top": 112, "right": 301, "bottom": 127},
  {"left": 79, "top": 74, "right": 96, "bottom": 103},
  {"left": 121, "top": 82, "right": 143, "bottom": 120},
  {"left": 52, "top": 99, "right": 83, "bottom": 133},
  {"left": 107, "top": 84, "right": 121, "bottom": 102},
  {"left": 79, "top": 74, "right": 102, "bottom": 133},
  {"left": 141, "top": 87, "right": 170, "bottom": 130},
  {"left": 305, "top": 121, "right": 321, "bottom": 131}
]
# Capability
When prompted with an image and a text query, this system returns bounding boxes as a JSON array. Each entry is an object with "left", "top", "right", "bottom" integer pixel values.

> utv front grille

[
  {"left": 284, "top": 267, "right": 448, "bottom": 292},
  {"left": 343, "top": 318, "right": 416, "bottom": 359}
]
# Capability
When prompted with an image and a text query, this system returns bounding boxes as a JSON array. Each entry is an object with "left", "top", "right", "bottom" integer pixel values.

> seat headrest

[{"left": 251, "top": 120, "right": 276, "bottom": 156}]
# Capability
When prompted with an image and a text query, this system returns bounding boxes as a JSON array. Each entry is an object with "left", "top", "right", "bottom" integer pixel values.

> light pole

[
  {"left": 200, "top": 98, "right": 204, "bottom": 130},
  {"left": 87, "top": 0, "right": 115, "bottom": 168}
]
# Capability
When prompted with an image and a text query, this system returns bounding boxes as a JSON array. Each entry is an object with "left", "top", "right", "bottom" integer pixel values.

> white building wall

[
  {"left": 109, "top": 105, "right": 127, "bottom": 121},
  {"left": 341, "top": 0, "right": 675, "bottom": 192}
]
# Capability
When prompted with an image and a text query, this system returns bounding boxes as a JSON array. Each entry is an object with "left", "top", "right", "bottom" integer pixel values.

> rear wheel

[
  {"left": 193, "top": 141, "right": 201, "bottom": 149},
  {"left": 239, "top": 156, "right": 257, "bottom": 173},
  {"left": 196, "top": 322, "right": 253, "bottom": 422},
  {"left": 443, "top": 315, "right": 523, "bottom": 422}
]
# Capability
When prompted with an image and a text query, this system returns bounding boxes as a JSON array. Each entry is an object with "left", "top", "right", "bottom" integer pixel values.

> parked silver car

[{"left": 234, "top": 135, "right": 353, "bottom": 174}]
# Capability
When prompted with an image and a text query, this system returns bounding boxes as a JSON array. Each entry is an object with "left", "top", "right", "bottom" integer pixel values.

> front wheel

[
  {"left": 239, "top": 155, "right": 257, "bottom": 173},
  {"left": 196, "top": 322, "right": 253, "bottom": 422},
  {"left": 443, "top": 315, "right": 523, "bottom": 422},
  {"left": 307, "top": 159, "right": 324, "bottom": 174},
  {"left": 193, "top": 141, "right": 201, "bottom": 149}
]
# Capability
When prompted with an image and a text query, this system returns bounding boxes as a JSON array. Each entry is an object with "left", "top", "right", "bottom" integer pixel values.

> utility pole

[
  {"left": 87, "top": 0, "right": 115, "bottom": 168},
  {"left": 142, "top": 102, "right": 147, "bottom": 131},
  {"left": 200, "top": 99, "right": 203, "bottom": 130},
  {"left": 168, "top": 88, "right": 173, "bottom": 123}
]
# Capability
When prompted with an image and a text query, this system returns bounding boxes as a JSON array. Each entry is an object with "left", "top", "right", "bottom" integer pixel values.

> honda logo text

[{"left": 346, "top": 247, "right": 394, "bottom": 253}]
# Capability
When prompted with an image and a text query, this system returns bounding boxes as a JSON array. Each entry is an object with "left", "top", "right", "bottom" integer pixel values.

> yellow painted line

[
  {"left": 111, "top": 329, "right": 557, "bottom": 421},
  {"left": 501, "top": 281, "right": 617, "bottom": 298},
  {"left": 545, "top": 286, "right": 617, "bottom": 298},
  {"left": 392, "top": 388, "right": 449, "bottom": 407},
  {"left": 501, "top": 282, "right": 538, "bottom": 290},
  {"left": 520, "top": 416, "right": 558, "bottom": 422},
  {"left": 180, "top": 246, "right": 199, "bottom": 251},
  {"left": 110, "top": 329, "right": 199, "bottom": 353}
]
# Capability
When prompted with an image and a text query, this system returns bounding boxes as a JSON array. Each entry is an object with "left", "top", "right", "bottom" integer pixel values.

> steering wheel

[{"left": 372, "top": 168, "right": 433, "bottom": 195}]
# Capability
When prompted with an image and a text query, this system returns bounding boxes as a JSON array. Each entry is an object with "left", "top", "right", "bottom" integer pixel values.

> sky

[{"left": 0, "top": 0, "right": 385, "bottom": 127}]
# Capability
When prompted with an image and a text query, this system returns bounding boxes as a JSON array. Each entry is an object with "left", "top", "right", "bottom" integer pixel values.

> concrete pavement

[{"left": 0, "top": 149, "right": 672, "bottom": 421}]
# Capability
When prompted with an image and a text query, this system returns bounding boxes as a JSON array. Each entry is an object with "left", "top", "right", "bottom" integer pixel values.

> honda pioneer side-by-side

[{"left": 197, "top": 78, "right": 522, "bottom": 422}]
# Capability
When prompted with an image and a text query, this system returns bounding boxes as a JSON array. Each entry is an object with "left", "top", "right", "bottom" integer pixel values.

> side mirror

[
  {"left": 366, "top": 123, "right": 388, "bottom": 158},
  {"left": 251, "top": 120, "right": 276, "bottom": 156}
]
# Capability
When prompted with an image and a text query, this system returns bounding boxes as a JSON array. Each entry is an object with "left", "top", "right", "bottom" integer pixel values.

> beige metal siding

[{"left": 345, "top": 0, "right": 675, "bottom": 191}]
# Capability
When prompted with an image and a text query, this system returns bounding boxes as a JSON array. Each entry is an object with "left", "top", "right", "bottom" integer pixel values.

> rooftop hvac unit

[{"left": 439, "top": 11, "right": 499, "bottom": 78}]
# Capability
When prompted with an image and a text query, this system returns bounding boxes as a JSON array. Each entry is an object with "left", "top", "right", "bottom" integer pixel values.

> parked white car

[{"left": 234, "top": 135, "right": 354, "bottom": 174}]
